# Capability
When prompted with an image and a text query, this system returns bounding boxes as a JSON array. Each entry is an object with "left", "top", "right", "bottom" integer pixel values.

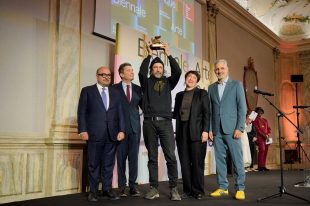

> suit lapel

[
  {"left": 131, "top": 84, "right": 139, "bottom": 104},
  {"left": 220, "top": 78, "right": 232, "bottom": 103},
  {"left": 213, "top": 83, "right": 220, "bottom": 103},
  {"left": 92, "top": 84, "right": 105, "bottom": 107},
  {"left": 117, "top": 82, "right": 127, "bottom": 99},
  {"left": 108, "top": 87, "right": 114, "bottom": 110},
  {"left": 190, "top": 88, "right": 199, "bottom": 111},
  {"left": 177, "top": 92, "right": 185, "bottom": 117}
]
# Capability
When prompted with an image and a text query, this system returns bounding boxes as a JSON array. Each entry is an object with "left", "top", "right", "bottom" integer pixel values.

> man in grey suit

[{"left": 208, "top": 59, "right": 247, "bottom": 200}]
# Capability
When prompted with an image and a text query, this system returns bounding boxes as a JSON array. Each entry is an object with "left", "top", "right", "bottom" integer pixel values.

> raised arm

[
  {"left": 138, "top": 55, "right": 151, "bottom": 92},
  {"left": 161, "top": 42, "right": 181, "bottom": 89},
  {"left": 167, "top": 55, "right": 182, "bottom": 90}
]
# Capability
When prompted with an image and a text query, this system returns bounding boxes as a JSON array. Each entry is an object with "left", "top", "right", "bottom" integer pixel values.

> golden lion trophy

[{"left": 150, "top": 36, "right": 164, "bottom": 50}]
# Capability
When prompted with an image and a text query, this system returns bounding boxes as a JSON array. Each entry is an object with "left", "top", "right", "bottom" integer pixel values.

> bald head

[{"left": 96, "top": 66, "right": 111, "bottom": 86}]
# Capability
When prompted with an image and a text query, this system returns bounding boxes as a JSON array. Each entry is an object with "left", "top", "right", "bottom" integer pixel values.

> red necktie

[{"left": 126, "top": 85, "right": 131, "bottom": 103}]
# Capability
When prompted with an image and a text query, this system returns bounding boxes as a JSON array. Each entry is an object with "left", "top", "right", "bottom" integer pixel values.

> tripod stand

[
  {"left": 292, "top": 82, "right": 310, "bottom": 163},
  {"left": 293, "top": 106, "right": 310, "bottom": 187},
  {"left": 257, "top": 94, "right": 310, "bottom": 203}
]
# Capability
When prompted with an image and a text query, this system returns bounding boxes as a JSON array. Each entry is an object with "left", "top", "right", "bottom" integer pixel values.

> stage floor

[{"left": 3, "top": 170, "right": 310, "bottom": 206}]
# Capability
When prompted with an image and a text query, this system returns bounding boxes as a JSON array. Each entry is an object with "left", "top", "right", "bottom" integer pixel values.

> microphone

[
  {"left": 253, "top": 89, "right": 274, "bottom": 96},
  {"left": 293, "top": 106, "right": 310, "bottom": 109}
]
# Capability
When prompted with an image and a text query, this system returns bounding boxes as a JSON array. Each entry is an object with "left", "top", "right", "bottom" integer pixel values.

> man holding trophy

[{"left": 138, "top": 37, "right": 182, "bottom": 201}]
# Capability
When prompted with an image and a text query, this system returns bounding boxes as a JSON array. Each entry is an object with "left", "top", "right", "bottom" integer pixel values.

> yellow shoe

[
  {"left": 235, "top": 190, "right": 245, "bottom": 200},
  {"left": 210, "top": 189, "right": 229, "bottom": 197}
]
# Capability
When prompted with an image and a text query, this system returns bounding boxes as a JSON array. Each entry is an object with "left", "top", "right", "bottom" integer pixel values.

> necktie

[
  {"left": 101, "top": 87, "right": 107, "bottom": 109},
  {"left": 126, "top": 85, "right": 131, "bottom": 103}
]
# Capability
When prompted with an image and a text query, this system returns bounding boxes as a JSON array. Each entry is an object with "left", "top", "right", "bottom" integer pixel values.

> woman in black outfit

[{"left": 173, "top": 71, "right": 210, "bottom": 200}]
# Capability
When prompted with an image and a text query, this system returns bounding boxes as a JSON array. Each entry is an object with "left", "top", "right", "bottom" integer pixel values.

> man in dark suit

[
  {"left": 113, "top": 63, "right": 142, "bottom": 197},
  {"left": 78, "top": 66, "right": 125, "bottom": 202}
]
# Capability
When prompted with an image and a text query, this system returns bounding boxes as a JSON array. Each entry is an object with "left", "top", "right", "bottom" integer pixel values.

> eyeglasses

[{"left": 97, "top": 73, "right": 111, "bottom": 78}]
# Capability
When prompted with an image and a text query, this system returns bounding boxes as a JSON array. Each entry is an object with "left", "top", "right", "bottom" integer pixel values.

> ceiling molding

[
  {"left": 213, "top": 0, "right": 281, "bottom": 48},
  {"left": 278, "top": 38, "right": 310, "bottom": 54}
]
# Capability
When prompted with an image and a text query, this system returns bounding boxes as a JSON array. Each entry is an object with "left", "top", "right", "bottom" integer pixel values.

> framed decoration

[{"left": 243, "top": 57, "right": 258, "bottom": 112}]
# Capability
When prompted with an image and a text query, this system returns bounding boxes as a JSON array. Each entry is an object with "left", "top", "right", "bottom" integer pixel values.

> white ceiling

[{"left": 234, "top": 0, "right": 310, "bottom": 41}]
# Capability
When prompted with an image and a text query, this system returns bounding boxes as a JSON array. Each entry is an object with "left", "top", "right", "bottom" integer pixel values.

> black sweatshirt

[{"left": 138, "top": 55, "right": 181, "bottom": 119}]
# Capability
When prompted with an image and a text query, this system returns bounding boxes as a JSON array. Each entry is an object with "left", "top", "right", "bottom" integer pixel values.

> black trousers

[
  {"left": 143, "top": 119, "right": 178, "bottom": 188},
  {"left": 248, "top": 138, "right": 256, "bottom": 168},
  {"left": 117, "top": 131, "right": 140, "bottom": 188},
  {"left": 176, "top": 121, "right": 207, "bottom": 195}
]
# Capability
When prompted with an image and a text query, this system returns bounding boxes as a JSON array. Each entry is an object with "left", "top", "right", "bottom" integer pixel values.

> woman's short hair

[
  {"left": 255, "top": 107, "right": 264, "bottom": 114},
  {"left": 185, "top": 70, "right": 200, "bottom": 82}
]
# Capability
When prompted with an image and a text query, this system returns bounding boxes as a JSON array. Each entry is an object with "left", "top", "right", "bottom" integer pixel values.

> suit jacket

[
  {"left": 252, "top": 116, "right": 271, "bottom": 139},
  {"left": 77, "top": 84, "right": 125, "bottom": 142},
  {"left": 112, "top": 82, "right": 142, "bottom": 135},
  {"left": 174, "top": 88, "right": 210, "bottom": 141},
  {"left": 208, "top": 78, "right": 247, "bottom": 135}
]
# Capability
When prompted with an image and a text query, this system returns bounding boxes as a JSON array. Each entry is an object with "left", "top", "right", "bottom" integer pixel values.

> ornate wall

[
  {"left": 276, "top": 46, "right": 310, "bottom": 168},
  {"left": 0, "top": 0, "right": 84, "bottom": 203}
]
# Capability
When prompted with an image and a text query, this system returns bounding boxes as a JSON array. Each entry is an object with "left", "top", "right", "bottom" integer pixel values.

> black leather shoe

[
  {"left": 263, "top": 167, "right": 270, "bottom": 171},
  {"left": 102, "top": 190, "right": 120, "bottom": 200},
  {"left": 119, "top": 186, "right": 127, "bottom": 197},
  {"left": 258, "top": 167, "right": 265, "bottom": 171},
  {"left": 130, "top": 187, "right": 141, "bottom": 197},
  {"left": 181, "top": 193, "right": 193, "bottom": 199},
  {"left": 195, "top": 194, "right": 206, "bottom": 200},
  {"left": 87, "top": 192, "right": 98, "bottom": 202}
]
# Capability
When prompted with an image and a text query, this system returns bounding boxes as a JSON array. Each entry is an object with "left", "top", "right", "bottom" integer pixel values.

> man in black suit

[
  {"left": 78, "top": 66, "right": 125, "bottom": 202},
  {"left": 113, "top": 63, "right": 142, "bottom": 197}
]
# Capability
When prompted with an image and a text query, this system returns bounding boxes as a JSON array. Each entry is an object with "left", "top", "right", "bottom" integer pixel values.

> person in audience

[
  {"left": 245, "top": 113, "right": 257, "bottom": 171},
  {"left": 252, "top": 107, "right": 271, "bottom": 172}
]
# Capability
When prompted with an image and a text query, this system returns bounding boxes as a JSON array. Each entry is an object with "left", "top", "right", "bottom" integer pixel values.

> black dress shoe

[
  {"left": 87, "top": 192, "right": 98, "bottom": 202},
  {"left": 119, "top": 186, "right": 127, "bottom": 197},
  {"left": 195, "top": 194, "right": 206, "bottom": 200},
  {"left": 129, "top": 187, "right": 141, "bottom": 197},
  {"left": 263, "top": 167, "right": 270, "bottom": 171},
  {"left": 181, "top": 193, "right": 193, "bottom": 199},
  {"left": 258, "top": 167, "right": 265, "bottom": 171},
  {"left": 102, "top": 190, "right": 120, "bottom": 200}
]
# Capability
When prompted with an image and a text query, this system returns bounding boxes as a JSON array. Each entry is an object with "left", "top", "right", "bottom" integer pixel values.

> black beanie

[{"left": 149, "top": 57, "right": 164, "bottom": 70}]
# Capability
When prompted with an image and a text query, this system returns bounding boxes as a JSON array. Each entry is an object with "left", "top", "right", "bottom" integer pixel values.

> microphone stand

[
  {"left": 293, "top": 107, "right": 310, "bottom": 187},
  {"left": 257, "top": 94, "right": 310, "bottom": 203},
  {"left": 292, "top": 105, "right": 310, "bottom": 164}
]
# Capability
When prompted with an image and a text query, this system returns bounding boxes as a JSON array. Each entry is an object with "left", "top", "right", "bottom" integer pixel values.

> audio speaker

[
  {"left": 290, "top": 75, "right": 303, "bottom": 82},
  {"left": 284, "top": 149, "right": 297, "bottom": 164}
]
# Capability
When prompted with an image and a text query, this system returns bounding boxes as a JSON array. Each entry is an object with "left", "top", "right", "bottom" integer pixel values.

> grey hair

[{"left": 214, "top": 59, "right": 228, "bottom": 68}]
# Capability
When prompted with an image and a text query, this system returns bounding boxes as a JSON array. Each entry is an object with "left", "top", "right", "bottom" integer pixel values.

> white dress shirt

[{"left": 218, "top": 76, "right": 229, "bottom": 101}]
